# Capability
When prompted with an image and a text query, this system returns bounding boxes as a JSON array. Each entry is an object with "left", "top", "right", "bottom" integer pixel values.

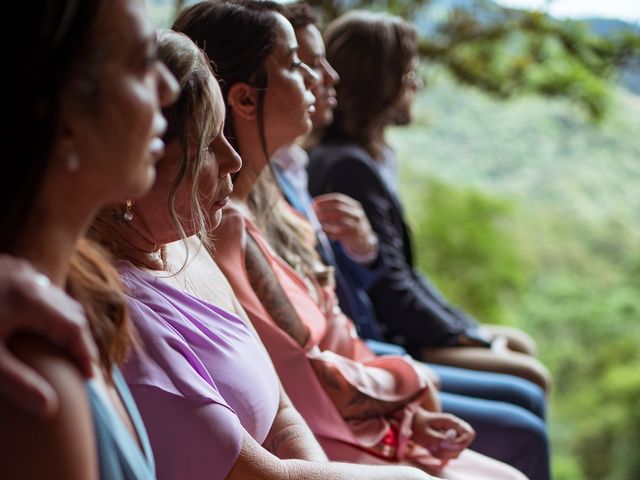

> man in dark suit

[{"left": 306, "top": 8, "right": 551, "bottom": 394}]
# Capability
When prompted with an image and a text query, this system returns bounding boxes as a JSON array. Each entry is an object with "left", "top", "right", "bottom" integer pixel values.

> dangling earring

[
  {"left": 65, "top": 150, "right": 80, "bottom": 172},
  {"left": 123, "top": 199, "right": 134, "bottom": 222}
]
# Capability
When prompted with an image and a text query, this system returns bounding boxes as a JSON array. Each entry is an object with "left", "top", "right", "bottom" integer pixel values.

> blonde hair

[
  {"left": 158, "top": 29, "right": 218, "bottom": 250},
  {"left": 249, "top": 169, "right": 333, "bottom": 287},
  {"left": 90, "top": 31, "right": 221, "bottom": 272}
]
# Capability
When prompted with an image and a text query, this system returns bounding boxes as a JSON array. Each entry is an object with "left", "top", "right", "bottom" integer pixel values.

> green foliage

[
  {"left": 405, "top": 177, "right": 527, "bottom": 323},
  {"left": 419, "top": 8, "right": 639, "bottom": 119},
  {"left": 392, "top": 70, "right": 640, "bottom": 479},
  {"left": 303, "top": 0, "right": 640, "bottom": 119},
  {"left": 305, "top": 0, "right": 431, "bottom": 20},
  {"left": 574, "top": 358, "right": 640, "bottom": 480},
  {"left": 160, "top": 0, "right": 639, "bottom": 118},
  {"left": 402, "top": 172, "right": 640, "bottom": 480}
]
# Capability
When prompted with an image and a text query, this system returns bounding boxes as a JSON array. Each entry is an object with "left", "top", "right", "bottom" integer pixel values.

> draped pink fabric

[{"left": 213, "top": 202, "right": 442, "bottom": 468}]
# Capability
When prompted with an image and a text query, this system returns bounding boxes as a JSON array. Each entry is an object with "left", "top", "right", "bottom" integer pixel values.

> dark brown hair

[
  {"left": 2, "top": 0, "right": 104, "bottom": 252},
  {"left": 173, "top": 0, "right": 283, "bottom": 157},
  {"left": 251, "top": 173, "right": 332, "bottom": 287},
  {"left": 282, "top": 2, "right": 319, "bottom": 29},
  {"left": 2, "top": 0, "right": 132, "bottom": 377},
  {"left": 174, "top": 0, "right": 328, "bottom": 286},
  {"left": 322, "top": 10, "right": 418, "bottom": 159}
]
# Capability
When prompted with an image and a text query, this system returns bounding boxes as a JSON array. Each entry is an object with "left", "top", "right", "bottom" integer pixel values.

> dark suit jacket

[{"left": 308, "top": 140, "right": 478, "bottom": 353}]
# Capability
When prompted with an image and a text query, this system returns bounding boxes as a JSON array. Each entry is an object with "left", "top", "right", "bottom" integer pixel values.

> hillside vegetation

[{"left": 390, "top": 68, "right": 640, "bottom": 480}]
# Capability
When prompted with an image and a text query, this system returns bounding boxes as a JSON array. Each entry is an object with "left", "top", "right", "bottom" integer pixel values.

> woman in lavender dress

[{"left": 92, "top": 29, "right": 433, "bottom": 480}]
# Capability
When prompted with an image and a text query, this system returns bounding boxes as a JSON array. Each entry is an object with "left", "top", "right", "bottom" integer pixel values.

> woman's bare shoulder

[{"left": 0, "top": 334, "right": 98, "bottom": 480}]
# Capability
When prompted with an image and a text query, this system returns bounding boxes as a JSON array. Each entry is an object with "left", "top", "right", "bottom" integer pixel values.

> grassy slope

[
  {"left": 390, "top": 70, "right": 640, "bottom": 479},
  {"left": 391, "top": 69, "right": 640, "bottom": 225}
]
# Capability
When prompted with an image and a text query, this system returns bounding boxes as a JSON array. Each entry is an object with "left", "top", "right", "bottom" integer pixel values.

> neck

[
  {"left": 12, "top": 203, "right": 91, "bottom": 288},
  {"left": 90, "top": 202, "right": 184, "bottom": 273},
  {"left": 232, "top": 147, "right": 271, "bottom": 204},
  {"left": 231, "top": 116, "right": 278, "bottom": 203},
  {"left": 124, "top": 246, "right": 168, "bottom": 272}
]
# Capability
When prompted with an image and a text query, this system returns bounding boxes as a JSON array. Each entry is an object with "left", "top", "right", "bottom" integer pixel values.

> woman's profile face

[
  {"left": 203, "top": 80, "right": 242, "bottom": 229},
  {"left": 67, "top": 0, "right": 178, "bottom": 205},
  {"left": 296, "top": 23, "right": 339, "bottom": 130},
  {"left": 260, "top": 13, "right": 317, "bottom": 155},
  {"left": 128, "top": 75, "right": 241, "bottom": 246},
  {"left": 173, "top": 78, "right": 241, "bottom": 233}
]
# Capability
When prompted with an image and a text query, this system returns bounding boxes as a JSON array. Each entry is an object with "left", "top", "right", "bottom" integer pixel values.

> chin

[
  {"left": 126, "top": 166, "right": 157, "bottom": 200},
  {"left": 311, "top": 110, "right": 333, "bottom": 130},
  {"left": 392, "top": 113, "right": 412, "bottom": 127},
  {"left": 301, "top": 119, "right": 313, "bottom": 136}
]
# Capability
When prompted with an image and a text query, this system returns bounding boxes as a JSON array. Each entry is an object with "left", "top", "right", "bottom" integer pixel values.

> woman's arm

[
  {"left": 0, "top": 256, "right": 96, "bottom": 417},
  {"left": 227, "top": 430, "right": 434, "bottom": 480},
  {"left": 244, "top": 233, "right": 310, "bottom": 347},
  {"left": 0, "top": 334, "right": 98, "bottom": 480},
  {"left": 263, "top": 384, "right": 328, "bottom": 462},
  {"left": 244, "top": 233, "right": 426, "bottom": 420}
]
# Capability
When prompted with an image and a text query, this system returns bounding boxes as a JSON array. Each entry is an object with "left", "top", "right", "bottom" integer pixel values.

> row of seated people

[{"left": 1, "top": 1, "right": 549, "bottom": 479}]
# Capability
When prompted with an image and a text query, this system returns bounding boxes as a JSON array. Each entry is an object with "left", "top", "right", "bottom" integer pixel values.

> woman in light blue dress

[
  {"left": 88, "top": 368, "right": 156, "bottom": 479},
  {"left": 0, "top": 0, "right": 177, "bottom": 478}
]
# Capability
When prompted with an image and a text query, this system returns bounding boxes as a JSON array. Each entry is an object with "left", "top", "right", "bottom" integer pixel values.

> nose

[
  {"left": 157, "top": 61, "right": 180, "bottom": 108},
  {"left": 300, "top": 61, "right": 320, "bottom": 89},
  {"left": 218, "top": 135, "right": 242, "bottom": 177},
  {"left": 320, "top": 58, "right": 339, "bottom": 87}
]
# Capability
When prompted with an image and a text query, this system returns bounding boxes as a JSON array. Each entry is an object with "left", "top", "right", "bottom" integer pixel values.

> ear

[{"left": 227, "top": 82, "right": 258, "bottom": 121}]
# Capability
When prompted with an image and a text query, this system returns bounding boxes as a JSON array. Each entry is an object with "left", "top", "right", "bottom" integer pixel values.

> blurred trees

[
  {"left": 166, "top": 0, "right": 639, "bottom": 118},
  {"left": 390, "top": 72, "right": 640, "bottom": 479},
  {"left": 408, "top": 178, "right": 527, "bottom": 323},
  {"left": 402, "top": 170, "right": 640, "bottom": 480},
  {"left": 304, "top": 0, "right": 640, "bottom": 119}
]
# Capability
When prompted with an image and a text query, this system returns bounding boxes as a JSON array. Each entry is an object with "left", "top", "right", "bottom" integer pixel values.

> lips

[
  {"left": 304, "top": 90, "right": 316, "bottom": 115},
  {"left": 316, "top": 96, "right": 336, "bottom": 111},
  {"left": 325, "top": 94, "right": 337, "bottom": 108},
  {"left": 212, "top": 197, "right": 229, "bottom": 210},
  {"left": 312, "top": 87, "right": 337, "bottom": 112},
  {"left": 149, "top": 115, "right": 168, "bottom": 161},
  {"left": 322, "top": 88, "right": 337, "bottom": 108},
  {"left": 149, "top": 137, "right": 165, "bottom": 161},
  {"left": 212, "top": 182, "right": 233, "bottom": 210}
]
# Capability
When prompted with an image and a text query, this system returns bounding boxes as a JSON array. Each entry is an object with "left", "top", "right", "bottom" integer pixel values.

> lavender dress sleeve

[
  {"left": 129, "top": 384, "right": 243, "bottom": 480},
  {"left": 121, "top": 271, "right": 246, "bottom": 480}
]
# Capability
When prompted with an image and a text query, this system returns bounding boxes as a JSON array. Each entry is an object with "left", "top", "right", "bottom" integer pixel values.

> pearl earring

[
  {"left": 123, "top": 199, "right": 134, "bottom": 222},
  {"left": 65, "top": 151, "right": 80, "bottom": 172}
]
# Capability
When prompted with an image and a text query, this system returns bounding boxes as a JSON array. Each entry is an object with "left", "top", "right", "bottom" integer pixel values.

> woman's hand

[
  {"left": 412, "top": 410, "right": 475, "bottom": 466},
  {"left": 412, "top": 362, "right": 441, "bottom": 412},
  {"left": 313, "top": 193, "right": 379, "bottom": 261},
  {"left": 0, "top": 256, "right": 97, "bottom": 417}
]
